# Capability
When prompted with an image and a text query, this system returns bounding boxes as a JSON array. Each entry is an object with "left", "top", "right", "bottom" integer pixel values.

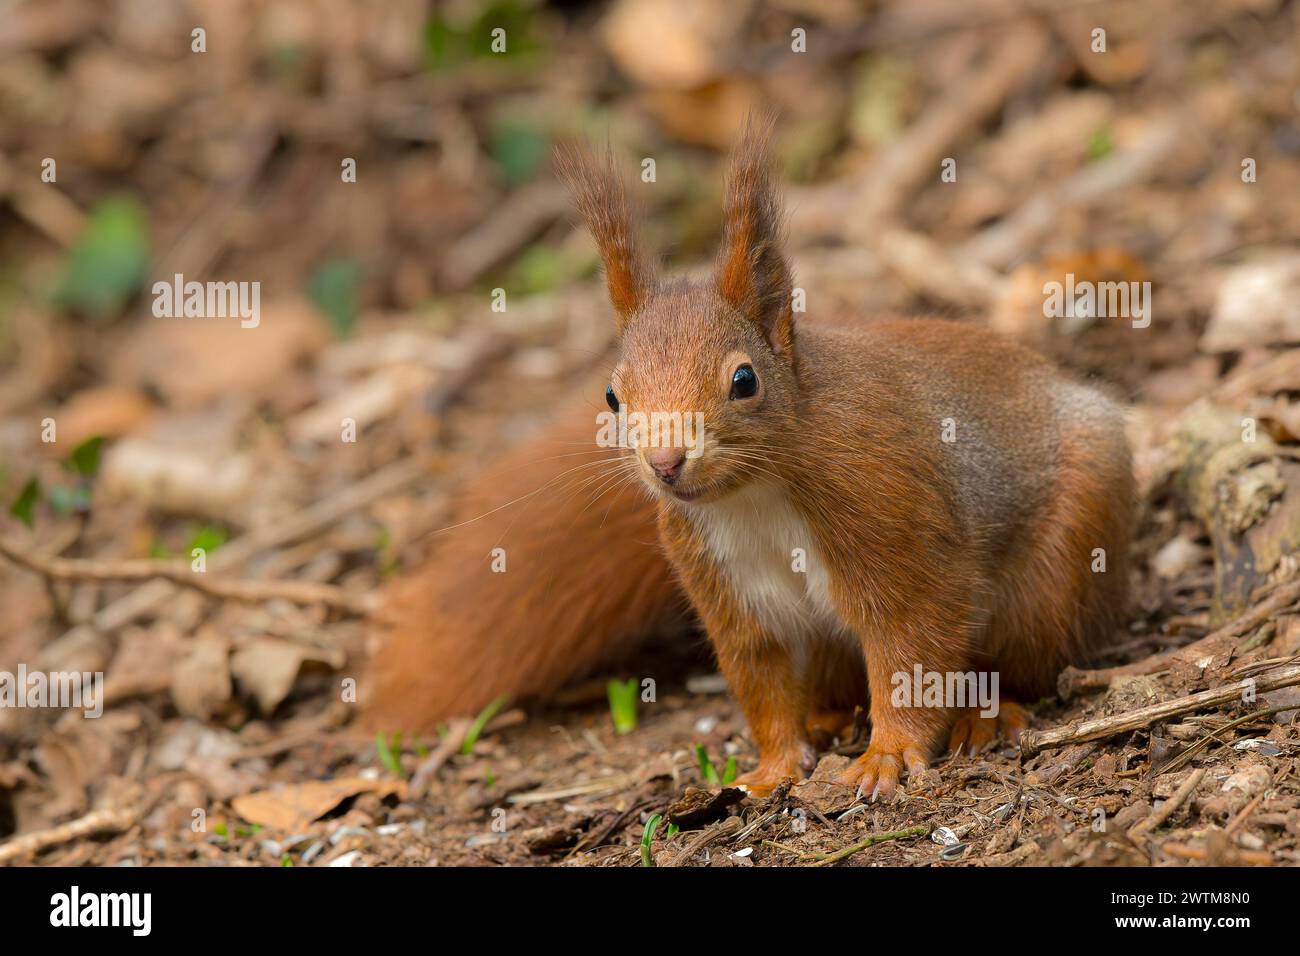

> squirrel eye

[
  {"left": 730, "top": 364, "right": 759, "bottom": 400},
  {"left": 605, "top": 384, "right": 620, "bottom": 413}
]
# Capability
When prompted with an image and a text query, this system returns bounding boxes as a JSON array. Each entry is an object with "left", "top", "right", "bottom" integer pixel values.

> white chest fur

[{"left": 686, "top": 482, "right": 843, "bottom": 640}]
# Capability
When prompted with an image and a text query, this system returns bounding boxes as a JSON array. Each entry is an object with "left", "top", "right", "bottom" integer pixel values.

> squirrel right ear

[
  {"left": 556, "top": 144, "right": 654, "bottom": 330},
  {"left": 714, "top": 115, "right": 795, "bottom": 355}
]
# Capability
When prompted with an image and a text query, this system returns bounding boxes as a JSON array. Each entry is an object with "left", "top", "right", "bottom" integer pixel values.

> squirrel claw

[{"left": 837, "top": 742, "right": 928, "bottom": 801}]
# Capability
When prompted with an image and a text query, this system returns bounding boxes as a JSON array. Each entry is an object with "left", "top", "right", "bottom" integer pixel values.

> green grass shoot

[
  {"left": 606, "top": 677, "right": 639, "bottom": 734},
  {"left": 461, "top": 694, "right": 510, "bottom": 755},
  {"left": 640, "top": 814, "right": 662, "bottom": 867}
]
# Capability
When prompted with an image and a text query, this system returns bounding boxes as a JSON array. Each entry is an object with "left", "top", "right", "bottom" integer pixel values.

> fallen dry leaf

[
  {"left": 232, "top": 777, "right": 406, "bottom": 831},
  {"left": 230, "top": 637, "right": 343, "bottom": 716},
  {"left": 171, "top": 633, "right": 232, "bottom": 721}
]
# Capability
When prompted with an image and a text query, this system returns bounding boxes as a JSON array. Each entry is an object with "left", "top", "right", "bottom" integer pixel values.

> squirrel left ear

[
  {"left": 556, "top": 143, "right": 655, "bottom": 331},
  {"left": 714, "top": 114, "right": 795, "bottom": 355}
]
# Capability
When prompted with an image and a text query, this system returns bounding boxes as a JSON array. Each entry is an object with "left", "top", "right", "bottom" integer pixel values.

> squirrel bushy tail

[{"left": 360, "top": 394, "right": 689, "bottom": 732}]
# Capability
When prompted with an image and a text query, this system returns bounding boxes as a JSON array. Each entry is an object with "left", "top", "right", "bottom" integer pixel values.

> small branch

[
  {"left": 1152, "top": 704, "right": 1293, "bottom": 777},
  {"left": 70, "top": 455, "right": 430, "bottom": 636},
  {"left": 808, "top": 825, "right": 929, "bottom": 867},
  {"left": 961, "top": 113, "right": 1185, "bottom": 269},
  {"left": 663, "top": 816, "right": 744, "bottom": 868},
  {"left": 1127, "top": 768, "right": 1206, "bottom": 844},
  {"left": 1058, "top": 578, "right": 1300, "bottom": 699},
  {"left": 0, "top": 807, "right": 136, "bottom": 864},
  {"left": 1021, "top": 664, "right": 1300, "bottom": 757},
  {"left": 0, "top": 538, "right": 378, "bottom": 616},
  {"left": 1160, "top": 842, "right": 1272, "bottom": 866},
  {"left": 409, "top": 717, "right": 472, "bottom": 798},
  {"left": 1225, "top": 792, "right": 1266, "bottom": 836}
]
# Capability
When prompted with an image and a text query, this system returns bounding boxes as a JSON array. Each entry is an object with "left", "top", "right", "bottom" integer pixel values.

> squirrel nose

[{"left": 646, "top": 448, "right": 686, "bottom": 484}]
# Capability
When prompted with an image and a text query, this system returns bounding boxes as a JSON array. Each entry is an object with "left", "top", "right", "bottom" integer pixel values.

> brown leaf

[
  {"left": 171, "top": 634, "right": 232, "bottom": 721},
  {"left": 229, "top": 638, "right": 309, "bottom": 717},
  {"left": 666, "top": 785, "right": 744, "bottom": 830},
  {"left": 231, "top": 777, "right": 406, "bottom": 831},
  {"left": 792, "top": 754, "right": 859, "bottom": 816}
]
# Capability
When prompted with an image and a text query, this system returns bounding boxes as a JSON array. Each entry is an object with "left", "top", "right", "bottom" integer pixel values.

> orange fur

[
  {"left": 360, "top": 396, "right": 689, "bottom": 733},
  {"left": 555, "top": 144, "right": 655, "bottom": 326},
  {"left": 364, "top": 121, "right": 1134, "bottom": 798},
  {"left": 573, "top": 120, "right": 1133, "bottom": 798}
]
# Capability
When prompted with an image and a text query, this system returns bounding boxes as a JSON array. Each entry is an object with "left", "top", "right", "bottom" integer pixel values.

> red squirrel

[{"left": 365, "top": 118, "right": 1133, "bottom": 799}]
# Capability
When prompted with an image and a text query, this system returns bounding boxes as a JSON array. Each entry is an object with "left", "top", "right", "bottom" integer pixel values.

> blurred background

[{"left": 1, "top": 0, "right": 1299, "bottom": 864}]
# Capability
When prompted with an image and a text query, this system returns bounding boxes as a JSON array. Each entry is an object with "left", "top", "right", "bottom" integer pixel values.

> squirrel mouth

[{"left": 670, "top": 485, "right": 706, "bottom": 503}]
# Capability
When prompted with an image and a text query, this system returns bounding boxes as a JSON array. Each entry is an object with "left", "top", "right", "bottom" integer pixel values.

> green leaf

[
  {"left": 695, "top": 744, "right": 720, "bottom": 786},
  {"left": 461, "top": 693, "right": 511, "bottom": 755},
  {"left": 307, "top": 259, "right": 363, "bottom": 339},
  {"left": 48, "top": 483, "right": 91, "bottom": 516},
  {"left": 640, "top": 814, "right": 662, "bottom": 867},
  {"left": 503, "top": 244, "right": 570, "bottom": 296},
  {"left": 57, "top": 196, "right": 150, "bottom": 320},
  {"left": 9, "top": 477, "right": 40, "bottom": 528},
  {"left": 376, "top": 731, "right": 404, "bottom": 776},
  {"left": 606, "top": 677, "right": 639, "bottom": 735},
  {"left": 1087, "top": 126, "right": 1114, "bottom": 161},
  {"left": 187, "top": 525, "right": 228, "bottom": 556},
  {"left": 66, "top": 435, "right": 104, "bottom": 477},
  {"left": 490, "top": 121, "right": 547, "bottom": 185},
  {"left": 423, "top": 0, "right": 541, "bottom": 72},
  {"left": 722, "top": 756, "right": 738, "bottom": 786}
]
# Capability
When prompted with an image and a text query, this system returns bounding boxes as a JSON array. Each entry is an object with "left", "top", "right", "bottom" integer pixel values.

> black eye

[
  {"left": 730, "top": 364, "right": 758, "bottom": 400},
  {"left": 606, "top": 384, "right": 620, "bottom": 412}
]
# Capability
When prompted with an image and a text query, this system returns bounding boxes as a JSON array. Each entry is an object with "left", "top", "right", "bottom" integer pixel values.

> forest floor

[{"left": 2, "top": 0, "right": 1299, "bottom": 866}]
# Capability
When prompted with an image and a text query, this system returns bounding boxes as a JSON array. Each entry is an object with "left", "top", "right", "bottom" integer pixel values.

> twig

[
  {"left": 0, "top": 538, "right": 378, "bottom": 615},
  {"left": 1127, "top": 768, "right": 1206, "bottom": 844},
  {"left": 663, "top": 816, "right": 744, "bottom": 867},
  {"left": 808, "top": 825, "right": 929, "bottom": 867},
  {"left": 760, "top": 839, "right": 808, "bottom": 857},
  {"left": 1225, "top": 791, "right": 1266, "bottom": 837},
  {"left": 1152, "top": 705, "right": 1294, "bottom": 777},
  {"left": 1160, "top": 842, "right": 1272, "bottom": 866},
  {"left": 506, "top": 775, "right": 635, "bottom": 806},
  {"left": 1020, "top": 665, "right": 1300, "bottom": 757},
  {"left": 439, "top": 182, "right": 569, "bottom": 290},
  {"left": 1058, "top": 578, "right": 1300, "bottom": 699},
  {"left": 0, "top": 807, "right": 136, "bottom": 864},
  {"left": 869, "top": 227, "right": 1007, "bottom": 310},
  {"left": 961, "top": 113, "right": 1186, "bottom": 268},
  {"left": 409, "top": 718, "right": 472, "bottom": 798},
  {"left": 567, "top": 798, "right": 660, "bottom": 859},
  {"left": 792, "top": 22, "right": 1052, "bottom": 241},
  {"left": 57, "top": 455, "right": 430, "bottom": 637}
]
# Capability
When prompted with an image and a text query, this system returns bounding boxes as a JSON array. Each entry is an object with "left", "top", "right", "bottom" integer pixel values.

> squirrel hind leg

[
  {"left": 946, "top": 701, "right": 1030, "bottom": 756},
  {"left": 987, "top": 418, "right": 1134, "bottom": 697}
]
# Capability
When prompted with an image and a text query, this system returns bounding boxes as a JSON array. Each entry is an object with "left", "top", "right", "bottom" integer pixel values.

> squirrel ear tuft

[
  {"left": 556, "top": 144, "right": 654, "bottom": 329},
  {"left": 714, "top": 113, "right": 795, "bottom": 355}
]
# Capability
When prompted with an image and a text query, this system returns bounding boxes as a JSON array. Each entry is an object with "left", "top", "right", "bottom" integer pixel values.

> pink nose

[{"left": 646, "top": 448, "right": 686, "bottom": 484}]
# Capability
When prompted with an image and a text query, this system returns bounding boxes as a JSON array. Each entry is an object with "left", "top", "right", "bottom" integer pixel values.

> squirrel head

[{"left": 559, "top": 115, "right": 798, "bottom": 506}]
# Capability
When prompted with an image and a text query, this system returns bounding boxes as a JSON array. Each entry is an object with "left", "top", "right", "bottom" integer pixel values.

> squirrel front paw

[
  {"left": 835, "top": 739, "right": 930, "bottom": 801},
  {"left": 732, "top": 744, "right": 816, "bottom": 797}
]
